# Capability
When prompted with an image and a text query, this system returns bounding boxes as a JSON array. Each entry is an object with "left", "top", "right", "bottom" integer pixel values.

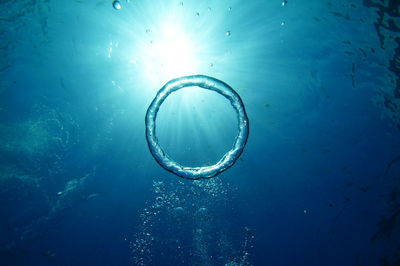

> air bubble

[
  {"left": 145, "top": 75, "right": 249, "bottom": 179},
  {"left": 112, "top": 0, "right": 122, "bottom": 10}
]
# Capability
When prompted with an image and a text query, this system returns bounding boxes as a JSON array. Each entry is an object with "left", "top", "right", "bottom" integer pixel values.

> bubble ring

[{"left": 145, "top": 75, "right": 249, "bottom": 180}]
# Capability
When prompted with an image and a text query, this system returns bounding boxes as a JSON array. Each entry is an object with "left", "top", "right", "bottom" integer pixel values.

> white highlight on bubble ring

[{"left": 145, "top": 75, "right": 249, "bottom": 180}]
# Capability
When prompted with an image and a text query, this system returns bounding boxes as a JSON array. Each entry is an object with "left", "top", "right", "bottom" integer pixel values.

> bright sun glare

[{"left": 138, "top": 22, "right": 199, "bottom": 83}]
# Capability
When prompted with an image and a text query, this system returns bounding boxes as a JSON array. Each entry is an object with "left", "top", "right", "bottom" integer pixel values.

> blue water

[{"left": 1, "top": 0, "right": 400, "bottom": 265}]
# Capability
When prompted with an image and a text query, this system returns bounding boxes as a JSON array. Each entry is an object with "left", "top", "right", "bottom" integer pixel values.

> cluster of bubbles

[
  {"left": 0, "top": 104, "right": 78, "bottom": 176},
  {"left": 131, "top": 178, "right": 253, "bottom": 265}
]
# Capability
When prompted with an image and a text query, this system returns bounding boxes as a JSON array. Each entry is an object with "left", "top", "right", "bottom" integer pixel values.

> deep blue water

[{"left": 1, "top": 0, "right": 400, "bottom": 265}]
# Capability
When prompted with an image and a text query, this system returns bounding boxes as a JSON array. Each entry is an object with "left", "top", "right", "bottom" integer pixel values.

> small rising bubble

[{"left": 112, "top": 0, "right": 122, "bottom": 10}]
